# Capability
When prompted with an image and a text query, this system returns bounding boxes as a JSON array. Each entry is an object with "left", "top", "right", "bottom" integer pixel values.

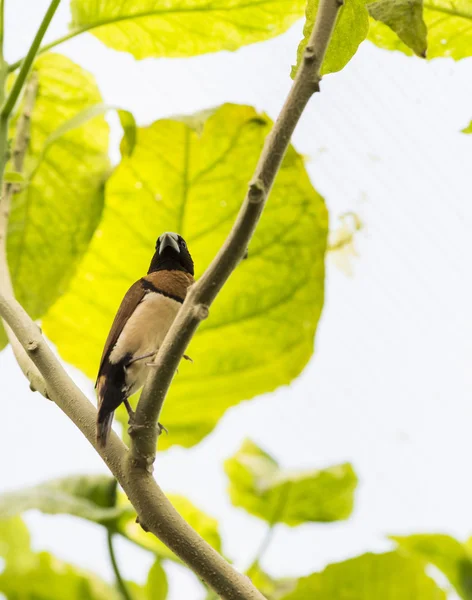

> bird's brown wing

[{"left": 95, "top": 280, "right": 146, "bottom": 385}]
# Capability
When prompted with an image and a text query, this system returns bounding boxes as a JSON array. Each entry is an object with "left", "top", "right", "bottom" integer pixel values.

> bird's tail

[
  {"left": 96, "top": 367, "right": 127, "bottom": 447},
  {"left": 96, "top": 409, "right": 114, "bottom": 448}
]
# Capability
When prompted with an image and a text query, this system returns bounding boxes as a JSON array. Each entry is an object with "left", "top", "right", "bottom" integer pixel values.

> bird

[{"left": 95, "top": 232, "right": 194, "bottom": 447}]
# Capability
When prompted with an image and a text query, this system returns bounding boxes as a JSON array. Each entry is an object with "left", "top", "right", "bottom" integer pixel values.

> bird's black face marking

[{"left": 148, "top": 231, "right": 194, "bottom": 275}]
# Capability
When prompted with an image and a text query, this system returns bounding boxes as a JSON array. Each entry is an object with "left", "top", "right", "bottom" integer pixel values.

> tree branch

[
  {"left": 1, "top": 0, "right": 60, "bottom": 119},
  {"left": 0, "top": 291, "right": 266, "bottom": 599},
  {"left": 130, "top": 0, "right": 344, "bottom": 467},
  {"left": 0, "top": 0, "right": 343, "bottom": 597},
  {"left": 0, "top": 73, "right": 48, "bottom": 396}
]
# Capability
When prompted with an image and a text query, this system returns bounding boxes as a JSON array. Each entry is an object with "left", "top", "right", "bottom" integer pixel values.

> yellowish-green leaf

[
  {"left": 0, "top": 516, "right": 31, "bottom": 563},
  {"left": 28, "top": 104, "right": 135, "bottom": 179},
  {"left": 146, "top": 561, "right": 169, "bottom": 600},
  {"left": 462, "top": 120, "right": 472, "bottom": 134},
  {"left": 292, "top": 0, "right": 369, "bottom": 78},
  {"left": 70, "top": 0, "right": 307, "bottom": 59},
  {"left": 368, "top": 0, "right": 472, "bottom": 59},
  {"left": 393, "top": 534, "right": 472, "bottom": 599},
  {"left": 116, "top": 493, "right": 222, "bottom": 562},
  {"left": 4, "top": 171, "right": 25, "bottom": 184},
  {"left": 0, "top": 474, "right": 122, "bottom": 525},
  {"left": 0, "top": 53, "right": 109, "bottom": 350},
  {"left": 247, "top": 564, "right": 297, "bottom": 599},
  {"left": 225, "top": 439, "right": 357, "bottom": 525},
  {"left": 43, "top": 104, "right": 328, "bottom": 449},
  {"left": 281, "top": 552, "right": 446, "bottom": 599},
  {"left": 0, "top": 517, "right": 122, "bottom": 600},
  {"left": 368, "top": 0, "right": 427, "bottom": 57}
]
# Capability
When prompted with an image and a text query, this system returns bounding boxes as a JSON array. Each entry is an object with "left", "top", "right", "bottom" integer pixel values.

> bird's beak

[{"left": 159, "top": 232, "right": 180, "bottom": 254}]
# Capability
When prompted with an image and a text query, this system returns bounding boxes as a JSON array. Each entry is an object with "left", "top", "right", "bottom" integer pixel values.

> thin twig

[
  {"left": 130, "top": 0, "right": 344, "bottom": 468},
  {"left": 107, "top": 530, "right": 134, "bottom": 600},
  {"left": 1, "top": 0, "right": 60, "bottom": 118},
  {"left": 0, "top": 73, "right": 48, "bottom": 396}
]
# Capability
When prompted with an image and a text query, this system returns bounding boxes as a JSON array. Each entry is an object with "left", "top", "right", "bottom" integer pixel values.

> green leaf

[
  {"left": 0, "top": 517, "right": 122, "bottom": 600},
  {"left": 146, "top": 561, "right": 169, "bottom": 600},
  {"left": 0, "top": 474, "right": 123, "bottom": 525},
  {"left": 43, "top": 103, "right": 328, "bottom": 449},
  {"left": 126, "top": 560, "right": 168, "bottom": 600},
  {"left": 368, "top": 0, "right": 427, "bottom": 57},
  {"left": 69, "top": 0, "right": 307, "bottom": 60},
  {"left": 117, "top": 493, "right": 222, "bottom": 561},
  {"left": 118, "top": 109, "right": 137, "bottom": 157},
  {"left": 224, "top": 439, "right": 357, "bottom": 525},
  {"left": 280, "top": 552, "right": 446, "bottom": 599},
  {"left": 28, "top": 104, "right": 135, "bottom": 179},
  {"left": 393, "top": 534, "right": 472, "bottom": 599},
  {"left": 0, "top": 475, "right": 220, "bottom": 567},
  {"left": 292, "top": 0, "right": 369, "bottom": 78},
  {"left": 368, "top": 0, "right": 472, "bottom": 59},
  {"left": 3, "top": 171, "right": 25, "bottom": 184},
  {"left": 0, "top": 53, "right": 109, "bottom": 350},
  {"left": 462, "top": 120, "right": 472, "bottom": 134},
  {"left": 0, "top": 516, "right": 31, "bottom": 562},
  {"left": 247, "top": 564, "right": 297, "bottom": 599}
]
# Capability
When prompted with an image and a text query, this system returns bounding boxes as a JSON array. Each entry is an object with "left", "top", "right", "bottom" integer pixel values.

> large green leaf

[
  {"left": 0, "top": 475, "right": 221, "bottom": 564},
  {"left": 117, "top": 492, "right": 222, "bottom": 561},
  {"left": 0, "top": 475, "right": 122, "bottom": 525},
  {"left": 0, "top": 53, "right": 109, "bottom": 350},
  {"left": 0, "top": 517, "right": 122, "bottom": 600},
  {"left": 224, "top": 439, "right": 357, "bottom": 525},
  {"left": 292, "top": 0, "right": 369, "bottom": 78},
  {"left": 368, "top": 0, "right": 472, "bottom": 59},
  {"left": 43, "top": 104, "right": 328, "bottom": 449},
  {"left": 368, "top": 0, "right": 427, "bottom": 57},
  {"left": 393, "top": 534, "right": 472, "bottom": 599},
  {"left": 69, "top": 0, "right": 306, "bottom": 60},
  {"left": 280, "top": 552, "right": 446, "bottom": 599}
]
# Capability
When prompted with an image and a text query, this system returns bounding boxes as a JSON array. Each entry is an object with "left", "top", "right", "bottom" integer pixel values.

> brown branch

[
  {"left": 130, "top": 0, "right": 344, "bottom": 467},
  {"left": 0, "top": 72, "right": 48, "bottom": 396},
  {"left": 0, "top": 0, "right": 344, "bottom": 596},
  {"left": 0, "top": 291, "right": 266, "bottom": 599}
]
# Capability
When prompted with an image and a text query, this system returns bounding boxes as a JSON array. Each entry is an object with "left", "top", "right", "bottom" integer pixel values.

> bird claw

[
  {"left": 128, "top": 422, "right": 146, "bottom": 437},
  {"left": 183, "top": 354, "right": 193, "bottom": 363}
]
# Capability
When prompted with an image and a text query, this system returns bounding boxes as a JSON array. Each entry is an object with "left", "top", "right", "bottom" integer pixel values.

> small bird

[{"left": 95, "top": 232, "right": 194, "bottom": 446}]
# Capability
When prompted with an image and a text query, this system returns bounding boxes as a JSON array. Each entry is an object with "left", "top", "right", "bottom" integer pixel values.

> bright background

[{"left": 1, "top": 1, "right": 472, "bottom": 598}]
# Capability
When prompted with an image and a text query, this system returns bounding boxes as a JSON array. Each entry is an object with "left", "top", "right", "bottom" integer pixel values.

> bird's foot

[
  {"left": 183, "top": 354, "right": 193, "bottom": 363},
  {"left": 124, "top": 399, "right": 146, "bottom": 437}
]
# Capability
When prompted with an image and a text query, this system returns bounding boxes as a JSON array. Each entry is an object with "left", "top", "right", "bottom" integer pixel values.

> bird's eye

[{"left": 181, "top": 240, "right": 187, "bottom": 248}]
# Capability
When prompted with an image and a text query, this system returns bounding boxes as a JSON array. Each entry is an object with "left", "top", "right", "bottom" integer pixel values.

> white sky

[{"left": 1, "top": 1, "right": 472, "bottom": 599}]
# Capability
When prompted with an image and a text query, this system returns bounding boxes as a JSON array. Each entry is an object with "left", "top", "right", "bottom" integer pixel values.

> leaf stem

[
  {"left": 107, "top": 530, "right": 133, "bottom": 600},
  {"left": 247, "top": 483, "right": 290, "bottom": 572},
  {"left": 0, "top": 73, "right": 47, "bottom": 396},
  {"left": 1, "top": 0, "right": 60, "bottom": 118}
]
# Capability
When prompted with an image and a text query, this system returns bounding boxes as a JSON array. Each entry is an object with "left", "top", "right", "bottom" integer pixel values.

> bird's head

[{"left": 148, "top": 232, "right": 194, "bottom": 275}]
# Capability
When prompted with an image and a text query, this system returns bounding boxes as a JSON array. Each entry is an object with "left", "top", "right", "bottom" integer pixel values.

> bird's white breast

[{"left": 109, "top": 292, "right": 181, "bottom": 395}]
